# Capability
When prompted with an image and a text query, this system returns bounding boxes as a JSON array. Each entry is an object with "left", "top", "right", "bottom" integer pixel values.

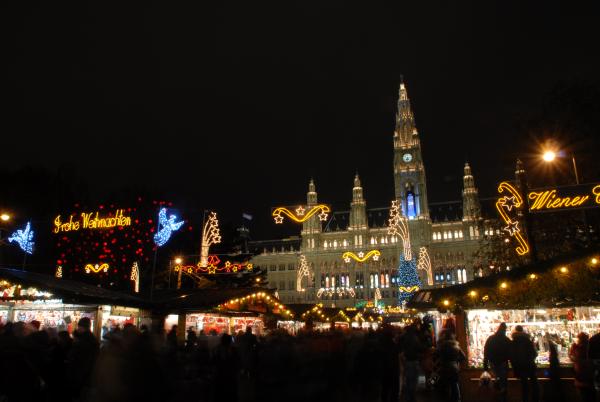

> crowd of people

[{"left": 0, "top": 316, "right": 599, "bottom": 402}]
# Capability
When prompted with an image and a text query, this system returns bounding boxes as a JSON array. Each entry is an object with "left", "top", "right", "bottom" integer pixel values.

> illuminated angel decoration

[
  {"left": 8, "top": 222, "right": 34, "bottom": 254},
  {"left": 153, "top": 208, "right": 184, "bottom": 247}
]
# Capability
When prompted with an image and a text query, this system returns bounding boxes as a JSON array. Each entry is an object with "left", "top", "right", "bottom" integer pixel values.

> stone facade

[{"left": 250, "top": 79, "right": 494, "bottom": 307}]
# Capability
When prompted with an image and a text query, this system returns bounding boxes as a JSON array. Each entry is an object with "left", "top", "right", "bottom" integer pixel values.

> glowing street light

[
  {"left": 542, "top": 150, "right": 556, "bottom": 162},
  {"left": 0, "top": 214, "right": 10, "bottom": 222},
  {"left": 175, "top": 257, "right": 183, "bottom": 265}
]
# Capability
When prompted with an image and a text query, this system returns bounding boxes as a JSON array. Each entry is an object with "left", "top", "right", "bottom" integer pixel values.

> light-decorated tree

[
  {"left": 397, "top": 254, "right": 422, "bottom": 303},
  {"left": 388, "top": 200, "right": 422, "bottom": 304}
]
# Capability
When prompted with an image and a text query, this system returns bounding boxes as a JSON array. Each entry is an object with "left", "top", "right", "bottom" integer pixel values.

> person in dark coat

[
  {"left": 401, "top": 324, "right": 425, "bottom": 402},
  {"left": 483, "top": 322, "right": 511, "bottom": 402},
  {"left": 67, "top": 317, "right": 99, "bottom": 401},
  {"left": 511, "top": 325, "right": 539, "bottom": 402},
  {"left": 569, "top": 332, "right": 595, "bottom": 402},
  {"left": 379, "top": 325, "right": 401, "bottom": 402},
  {"left": 435, "top": 330, "right": 466, "bottom": 402},
  {"left": 213, "top": 334, "right": 240, "bottom": 402}
]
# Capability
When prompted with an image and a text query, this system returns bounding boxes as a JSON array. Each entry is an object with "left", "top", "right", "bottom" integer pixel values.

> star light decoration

[
  {"left": 8, "top": 222, "right": 34, "bottom": 255},
  {"left": 388, "top": 200, "right": 412, "bottom": 260},
  {"left": 495, "top": 182, "right": 530, "bottom": 256},
  {"left": 417, "top": 247, "right": 433, "bottom": 286},
  {"left": 130, "top": 262, "right": 140, "bottom": 293},
  {"left": 175, "top": 255, "right": 253, "bottom": 275},
  {"left": 199, "top": 212, "right": 222, "bottom": 267},
  {"left": 272, "top": 204, "right": 330, "bottom": 224},
  {"left": 342, "top": 250, "right": 381, "bottom": 263},
  {"left": 153, "top": 208, "right": 184, "bottom": 247},
  {"left": 296, "top": 254, "right": 313, "bottom": 292},
  {"left": 85, "top": 263, "right": 109, "bottom": 274}
]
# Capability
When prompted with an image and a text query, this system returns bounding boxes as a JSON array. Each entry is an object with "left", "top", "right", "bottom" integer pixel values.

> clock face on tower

[{"left": 402, "top": 153, "right": 413, "bottom": 163}]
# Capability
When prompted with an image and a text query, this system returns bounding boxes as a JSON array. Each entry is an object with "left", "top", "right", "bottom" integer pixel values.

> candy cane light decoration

[
  {"left": 199, "top": 212, "right": 222, "bottom": 267},
  {"left": 495, "top": 182, "right": 530, "bottom": 256},
  {"left": 417, "top": 247, "right": 433, "bottom": 286}
]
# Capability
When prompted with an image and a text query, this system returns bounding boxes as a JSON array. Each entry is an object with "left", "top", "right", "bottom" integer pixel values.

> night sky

[{"left": 3, "top": 0, "right": 600, "bottom": 241}]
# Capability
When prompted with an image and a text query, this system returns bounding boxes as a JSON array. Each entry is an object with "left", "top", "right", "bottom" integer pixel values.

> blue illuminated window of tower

[
  {"left": 446, "top": 273, "right": 451, "bottom": 281},
  {"left": 406, "top": 192, "right": 417, "bottom": 219}
]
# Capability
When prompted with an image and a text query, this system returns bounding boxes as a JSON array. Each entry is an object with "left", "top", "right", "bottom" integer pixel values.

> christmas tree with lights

[
  {"left": 387, "top": 199, "right": 422, "bottom": 304},
  {"left": 397, "top": 253, "right": 421, "bottom": 303}
]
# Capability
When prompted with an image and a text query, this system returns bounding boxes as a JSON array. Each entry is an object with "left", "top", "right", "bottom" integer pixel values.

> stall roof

[
  {"left": 0, "top": 268, "right": 148, "bottom": 307},
  {"left": 407, "top": 249, "right": 600, "bottom": 310},
  {"left": 150, "top": 287, "right": 276, "bottom": 312}
]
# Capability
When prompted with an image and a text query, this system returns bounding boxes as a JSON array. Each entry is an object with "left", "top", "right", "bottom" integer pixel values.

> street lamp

[
  {"left": 541, "top": 146, "right": 580, "bottom": 184},
  {"left": 0, "top": 214, "right": 10, "bottom": 222}
]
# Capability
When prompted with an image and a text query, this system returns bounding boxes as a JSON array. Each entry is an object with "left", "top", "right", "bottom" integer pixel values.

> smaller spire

[
  {"left": 354, "top": 173, "right": 361, "bottom": 188},
  {"left": 308, "top": 178, "right": 315, "bottom": 193},
  {"left": 464, "top": 162, "right": 472, "bottom": 176}
]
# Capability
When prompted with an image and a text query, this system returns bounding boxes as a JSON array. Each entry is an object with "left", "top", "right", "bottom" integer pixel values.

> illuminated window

[
  {"left": 406, "top": 192, "right": 417, "bottom": 219},
  {"left": 343, "top": 239, "right": 348, "bottom": 247},
  {"left": 333, "top": 240, "right": 338, "bottom": 248},
  {"left": 469, "top": 226, "right": 474, "bottom": 238},
  {"left": 324, "top": 241, "right": 328, "bottom": 248}
]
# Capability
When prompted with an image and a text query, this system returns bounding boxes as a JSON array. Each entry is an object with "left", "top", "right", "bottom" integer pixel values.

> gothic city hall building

[{"left": 250, "top": 79, "right": 491, "bottom": 308}]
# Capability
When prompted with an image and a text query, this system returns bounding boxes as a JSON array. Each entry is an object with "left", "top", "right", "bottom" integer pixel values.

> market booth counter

[
  {"left": 408, "top": 251, "right": 600, "bottom": 401},
  {"left": 0, "top": 268, "right": 150, "bottom": 337}
]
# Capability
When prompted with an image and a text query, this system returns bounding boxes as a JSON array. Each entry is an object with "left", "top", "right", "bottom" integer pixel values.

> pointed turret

[
  {"left": 303, "top": 179, "right": 321, "bottom": 236},
  {"left": 462, "top": 162, "right": 481, "bottom": 221},
  {"left": 349, "top": 174, "right": 367, "bottom": 230}
]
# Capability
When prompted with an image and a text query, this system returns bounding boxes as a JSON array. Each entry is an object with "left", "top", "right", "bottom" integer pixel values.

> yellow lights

[
  {"left": 342, "top": 250, "right": 381, "bottom": 263},
  {"left": 219, "top": 292, "right": 293, "bottom": 318},
  {"left": 272, "top": 204, "right": 330, "bottom": 224},
  {"left": 85, "top": 263, "right": 109, "bottom": 274},
  {"left": 0, "top": 213, "right": 10, "bottom": 221},
  {"left": 592, "top": 258, "right": 598, "bottom": 266},
  {"left": 442, "top": 299, "right": 450, "bottom": 307},
  {"left": 388, "top": 200, "right": 412, "bottom": 260},
  {"left": 200, "top": 212, "right": 222, "bottom": 267},
  {"left": 175, "top": 257, "right": 183, "bottom": 265},
  {"left": 417, "top": 247, "right": 433, "bottom": 286},
  {"left": 55, "top": 266, "right": 63, "bottom": 278},
  {"left": 559, "top": 266, "right": 568, "bottom": 274},
  {"left": 469, "top": 290, "right": 477, "bottom": 298},
  {"left": 529, "top": 273, "right": 537, "bottom": 280},
  {"left": 130, "top": 262, "right": 140, "bottom": 293},
  {"left": 496, "top": 182, "right": 530, "bottom": 256},
  {"left": 500, "top": 282, "right": 508, "bottom": 289},
  {"left": 255, "top": 278, "right": 261, "bottom": 282},
  {"left": 53, "top": 210, "right": 132, "bottom": 233},
  {"left": 542, "top": 150, "right": 556, "bottom": 162},
  {"left": 399, "top": 285, "right": 420, "bottom": 293},
  {"left": 296, "top": 254, "right": 312, "bottom": 291}
]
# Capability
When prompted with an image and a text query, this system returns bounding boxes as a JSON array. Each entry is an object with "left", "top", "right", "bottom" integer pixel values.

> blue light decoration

[
  {"left": 8, "top": 221, "right": 35, "bottom": 254},
  {"left": 397, "top": 254, "right": 421, "bottom": 304},
  {"left": 153, "top": 208, "right": 184, "bottom": 247}
]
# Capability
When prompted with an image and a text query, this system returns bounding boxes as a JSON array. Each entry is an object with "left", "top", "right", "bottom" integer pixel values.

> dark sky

[{"left": 3, "top": 0, "right": 600, "bottom": 241}]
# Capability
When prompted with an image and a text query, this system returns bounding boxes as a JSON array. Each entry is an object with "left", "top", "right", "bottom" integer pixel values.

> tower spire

[
  {"left": 349, "top": 174, "right": 367, "bottom": 230},
  {"left": 462, "top": 162, "right": 481, "bottom": 221},
  {"left": 395, "top": 77, "right": 419, "bottom": 149}
]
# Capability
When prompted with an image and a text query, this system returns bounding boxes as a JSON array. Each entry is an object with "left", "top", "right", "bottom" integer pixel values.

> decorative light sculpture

[
  {"left": 495, "top": 182, "right": 530, "bottom": 255},
  {"left": 272, "top": 204, "right": 330, "bottom": 224},
  {"left": 316, "top": 287, "right": 356, "bottom": 298},
  {"left": 199, "top": 212, "right": 221, "bottom": 267},
  {"left": 153, "top": 208, "right": 184, "bottom": 247},
  {"left": 417, "top": 246, "right": 433, "bottom": 286},
  {"left": 342, "top": 250, "right": 381, "bottom": 263},
  {"left": 55, "top": 266, "right": 63, "bottom": 278},
  {"left": 296, "top": 254, "right": 312, "bottom": 291},
  {"left": 388, "top": 200, "right": 412, "bottom": 260},
  {"left": 175, "top": 254, "right": 253, "bottom": 275},
  {"left": 85, "top": 263, "right": 109, "bottom": 274},
  {"left": 130, "top": 262, "right": 140, "bottom": 293},
  {"left": 8, "top": 222, "right": 34, "bottom": 255}
]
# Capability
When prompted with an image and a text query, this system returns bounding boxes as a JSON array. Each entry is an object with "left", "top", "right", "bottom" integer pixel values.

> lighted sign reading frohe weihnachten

[{"left": 53, "top": 209, "right": 132, "bottom": 233}]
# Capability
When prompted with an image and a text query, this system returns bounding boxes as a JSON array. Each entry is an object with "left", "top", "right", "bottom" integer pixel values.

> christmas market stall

[
  {"left": 0, "top": 268, "right": 149, "bottom": 337},
  {"left": 408, "top": 250, "right": 600, "bottom": 368},
  {"left": 154, "top": 287, "right": 290, "bottom": 339}
]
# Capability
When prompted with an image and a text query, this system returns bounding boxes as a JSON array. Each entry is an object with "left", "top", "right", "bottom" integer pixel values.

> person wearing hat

[{"left": 484, "top": 322, "right": 512, "bottom": 402}]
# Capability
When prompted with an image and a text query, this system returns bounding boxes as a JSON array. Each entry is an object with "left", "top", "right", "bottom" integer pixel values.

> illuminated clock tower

[{"left": 393, "top": 77, "right": 431, "bottom": 245}]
